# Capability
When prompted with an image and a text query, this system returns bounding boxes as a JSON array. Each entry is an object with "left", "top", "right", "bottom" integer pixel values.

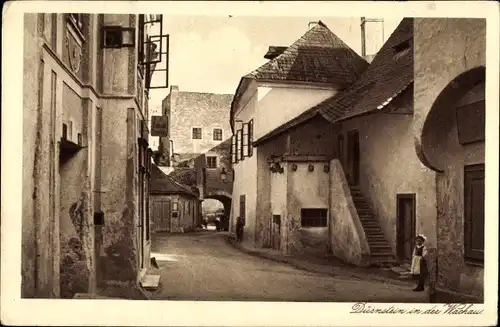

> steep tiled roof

[
  {"left": 246, "top": 21, "right": 368, "bottom": 88},
  {"left": 317, "top": 18, "right": 414, "bottom": 122},
  {"left": 231, "top": 20, "right": 368, "bottom": 134},
  {"left": 150, "top": 165, "right": 198, "bottom": 197}
]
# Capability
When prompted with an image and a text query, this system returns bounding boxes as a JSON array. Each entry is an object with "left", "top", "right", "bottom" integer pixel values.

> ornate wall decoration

[{"left": 65, "top": 30, "right": 82, "bottom": 74}]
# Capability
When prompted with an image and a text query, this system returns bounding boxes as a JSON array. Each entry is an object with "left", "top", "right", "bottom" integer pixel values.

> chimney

[
  {"left": 308, "top": 21, "right": 319, "bottom": 30},
  {"left": 360, "top": 17, "right": 385, "bottom": 62},
  {"left": 170, "top": 85, "right": 179, "bottom": 93}
]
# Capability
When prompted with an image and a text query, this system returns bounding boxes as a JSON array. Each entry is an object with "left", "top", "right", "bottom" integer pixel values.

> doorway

[
  {"left": 270, "top": 215, "right": 281, "bottom": 250},
  {"left": 152, "top": 200, "right": 171, "bottom": 232},
  {"left": 346, "top": 130, "right": 360, "bottom": 185},
  {"left": 396, "top": 194, "right": 416, "bottom": 262}
]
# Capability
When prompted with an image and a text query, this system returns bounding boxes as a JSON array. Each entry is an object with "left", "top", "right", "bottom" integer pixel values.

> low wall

[{"left": 329, "top": 159, "right": 370, "bottom": 267}]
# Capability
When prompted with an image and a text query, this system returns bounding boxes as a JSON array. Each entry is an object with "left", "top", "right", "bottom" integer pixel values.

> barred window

[
  {"left": 68, "top": 13, "right": 85, "bottom": 38},
  {"left": 301, "top": 208, "right": 328, "bottom": 228}
]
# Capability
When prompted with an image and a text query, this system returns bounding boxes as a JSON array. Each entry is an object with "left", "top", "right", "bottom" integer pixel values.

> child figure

[{"left": 411, "top": 234, "right": 428, "bottom": 292}]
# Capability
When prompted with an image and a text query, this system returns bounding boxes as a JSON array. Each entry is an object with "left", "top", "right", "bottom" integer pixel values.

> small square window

[
  {"left": 301, "top": 208, "right": 327, "bottom": 228},
  {"left": 213, "top": 128, "right": 223, "bottom": 141},
  {"left": 206, "top": 156, "right": 217, "bottom": 169},
  {"left": 192, "top": 127, "right": 202, "bottom": 139}
]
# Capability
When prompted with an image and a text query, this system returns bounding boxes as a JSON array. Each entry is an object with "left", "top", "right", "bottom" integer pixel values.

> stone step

[
  {"left": 371, "top": 251, "right": 395, "bottom": 257},
  {"left": 367, "top": 241, "right": 391, "bottom": 247}
]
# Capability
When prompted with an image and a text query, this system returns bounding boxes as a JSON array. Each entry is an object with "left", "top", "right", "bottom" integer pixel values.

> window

[
  {"left": 231, "top": 135, "right": 237, "bottom": 164},
  {"left": 213, "top": 128, "right": 223, "bottom": 141},
  {"left": 242, "top": 123, "right": 249, "bottom": 159},
  {"left": 464, "top": 164, "right": 485, "bottom": 263},
  {"left": 206, "top": 156, "right": 217, "bottom": 169},
  {"left": 301, "top": 208, "right": 328, "bottom": 228},
  {"left": 102, "top": 26, "right": 135, "bottom": 48},
  {"left": 236, "top": 129, "right": 242, "bottom": 162},
  {"left": 247, "top": 120, "right": 254, "bottom": 157},
  {"left": 238, "top": 128, "right": 244, "bottom": 161},
  {"left": 192, "top": 127, "right": 202, "bottom": 139},
  {"left": 67, "top": 13, "right": 85, "bottom": 38}
]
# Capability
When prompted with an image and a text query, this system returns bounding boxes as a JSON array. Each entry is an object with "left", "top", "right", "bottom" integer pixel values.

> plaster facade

[
  {"left": 22, "top": 13, "right": 160, "bottom": 298},
  {"left": 338, "top": 112, "right": 437, "bottom": 251},
  {"left": 413, "top": 18, "right": 486, "bottom": 301}
]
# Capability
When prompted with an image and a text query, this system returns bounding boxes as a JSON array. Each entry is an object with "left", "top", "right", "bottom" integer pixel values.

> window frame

[
  {"left": 206, "top": 156, "right": 218, "bottom": 169},
  {"left": 213, "top": 128, "right": 223, "bottom": 141},
  {"left": 300, "top": 208, "right": 328, "bottom": 228},
  {"left": 192, "top": 127, "right": 202, "bottom": 140}
]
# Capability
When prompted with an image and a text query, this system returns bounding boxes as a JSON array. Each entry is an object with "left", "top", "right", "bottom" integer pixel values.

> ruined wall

[
  {"left": 328, "top": 160, "right": 371, "bottom": 266},
  {"left": 339, "top": 113, "right": 437, "bottom": 250},
  {"left": 414, "top": 18, "right": 486, "bottom": 300}
]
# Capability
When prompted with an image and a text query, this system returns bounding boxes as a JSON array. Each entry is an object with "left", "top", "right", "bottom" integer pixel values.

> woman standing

[{"left": 411, "top": 234, "right": 429, "bottom": 292}]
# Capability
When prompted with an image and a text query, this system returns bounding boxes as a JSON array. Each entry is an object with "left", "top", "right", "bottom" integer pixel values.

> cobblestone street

[{"left": 149, "top": 232, "right": 428, "bottom": 302}]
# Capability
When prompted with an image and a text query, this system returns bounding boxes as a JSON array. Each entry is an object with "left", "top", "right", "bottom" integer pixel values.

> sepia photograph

[{"left": 2, "top": 1, "right": 499, "bottom": 326}]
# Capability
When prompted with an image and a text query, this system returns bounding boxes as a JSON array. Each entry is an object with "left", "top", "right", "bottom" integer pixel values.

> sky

[{"left": 147, "top": 15, "right": 403, "bottom": 114}]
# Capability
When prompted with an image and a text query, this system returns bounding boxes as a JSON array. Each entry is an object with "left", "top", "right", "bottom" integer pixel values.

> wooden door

[
  {"left": 346, "top": 130, "right": 360, "bottom": 185},
  {"left": 270, "top": 215, "right": 281, "bottom": 250},
  {"left": 397, "top": 194, "right": 416, "bottom": 262},
  {"left": 152, "top": 200, "right": 171, "bottom": 232}
]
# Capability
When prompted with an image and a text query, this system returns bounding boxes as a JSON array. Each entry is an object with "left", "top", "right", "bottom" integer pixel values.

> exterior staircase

[{"left": 349, "top": 185, "right": 397, "bottom": 266}]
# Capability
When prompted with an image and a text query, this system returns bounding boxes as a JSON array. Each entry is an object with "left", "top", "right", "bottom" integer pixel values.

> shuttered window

[
  {"left": 242, "top": 123, "right": 249, "bottom": 160},
  {"left": 236, "top": 129, "right": 242, "bottom": 162},
  {"left": 231, "top": 135, "right": 237, "bottom": 164},
  {"left": 247, "top": 119, "right": 254, "bottom": 157},
  {"left": 464, "top": 164, "right": 485, "bottom": 263}
]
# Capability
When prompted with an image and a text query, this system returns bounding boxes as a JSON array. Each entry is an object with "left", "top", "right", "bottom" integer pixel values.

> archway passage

[
  {"left": 203, "top": 191, "right": 232, "bottom": 231},
  {"left": 418, "top": 66, "right": 485, "bottom": 172},
  {"left": 417, "top": 66, "right": 485, "bottom": 300}
]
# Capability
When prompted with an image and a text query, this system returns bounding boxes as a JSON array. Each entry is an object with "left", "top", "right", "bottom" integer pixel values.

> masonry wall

[
  {"left": 166, "top": 86, "right": 233, "bottom": 155},
  {"left": 339, "top": 113, "right": 437, "bottom": 250},
  {"left": 414, "top": 18, "right": 486, "bottom": 299}
]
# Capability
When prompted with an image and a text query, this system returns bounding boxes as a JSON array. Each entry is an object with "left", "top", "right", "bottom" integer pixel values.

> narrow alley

[{"left": 148, "top": 232, "right": 427, "bottom": 302}]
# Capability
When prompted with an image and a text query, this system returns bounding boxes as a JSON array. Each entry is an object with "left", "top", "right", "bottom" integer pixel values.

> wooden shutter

[
  {"left": 231, "top": 135, "right": 236, "bottom": 163},
  {"left": 242, "top": 123, "right": 249, "bottom": 159},
  {"left": 464, "top": 164, "right": 485, "bottom": 262},
  {"left": 247, "top": 119, "right": 254, "bottom": 157},
  {"left": 238, "top": 128, "right": 244, "bottom": 161},
  {"left": 236, "top": 129, "right": 242, "bottom": 162}
]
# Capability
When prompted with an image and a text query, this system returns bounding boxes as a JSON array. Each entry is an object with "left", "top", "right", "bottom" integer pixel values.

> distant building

[
  {"left": 150, "top": 165, "right": 201, "bottom": 233},
  {"left": 156, "top": 85, "right": 233, "bottom": 167},
  {"left": 22, "top": 13, "right": 167, "bottom": 299}
]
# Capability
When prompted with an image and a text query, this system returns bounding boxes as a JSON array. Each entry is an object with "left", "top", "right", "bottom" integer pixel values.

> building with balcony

[{"left": 22, "top": 13, "right": 168, "bottom": 298}]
